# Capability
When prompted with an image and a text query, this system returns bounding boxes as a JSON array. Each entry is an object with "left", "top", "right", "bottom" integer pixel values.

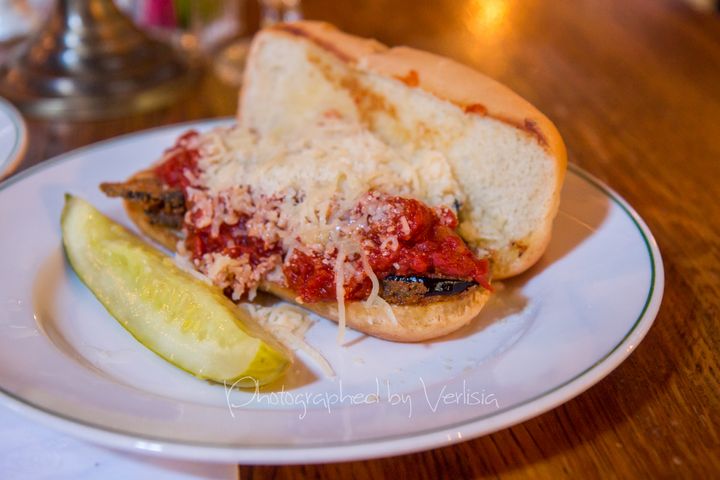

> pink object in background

[
  {"left": 120, "top": 0, "right": 242, "bottom": 56},
  {"left": 142, "top": 0, "right": 177, "bottom": 28}
]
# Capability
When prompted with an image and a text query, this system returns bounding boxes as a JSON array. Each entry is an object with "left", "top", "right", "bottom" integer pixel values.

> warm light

[
  {"left": 461, "top": 0, "right": 514, "bottom": 72},
  {"left": 464, "top": 0, "right": 510, "bottom": 38}
]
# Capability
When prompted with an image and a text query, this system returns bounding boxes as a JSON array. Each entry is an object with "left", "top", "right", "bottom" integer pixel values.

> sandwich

[{"left": 100, "top": 21, "right": 567, "bottom": 342}]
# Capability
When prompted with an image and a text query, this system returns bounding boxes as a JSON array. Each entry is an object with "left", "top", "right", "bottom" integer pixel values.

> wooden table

[{"left": 6, "top": 0, "right": 719, "bottom": 477}]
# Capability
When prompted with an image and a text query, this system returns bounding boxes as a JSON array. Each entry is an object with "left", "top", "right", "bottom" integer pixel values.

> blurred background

[
  {"left": 0, "top": 0, "right": 718, "bottom": 122},
  {"left": 0, "top": 0, "right": 282, "bottom": 119},
  {"left": 0, "top": 0, "right": 719, "bottom": 170}
]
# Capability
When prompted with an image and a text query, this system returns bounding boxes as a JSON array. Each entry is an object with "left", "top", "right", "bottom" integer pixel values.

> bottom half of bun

[
  {"left": 261, "top": 281, "right": 489, "bottom": 342},
  {"left": 124, "top": 199, "right": 490, "bottom": 342}
]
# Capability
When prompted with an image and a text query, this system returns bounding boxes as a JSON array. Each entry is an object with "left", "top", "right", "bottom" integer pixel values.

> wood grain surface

[{"left": 5, "top": 0, "right": 719, "bottom": 477}]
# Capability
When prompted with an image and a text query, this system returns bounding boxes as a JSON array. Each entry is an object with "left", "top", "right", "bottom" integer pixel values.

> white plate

[
  {"left": 0, "top": 97, "right": 27, "bottom": 179},
  {"left": 0, "top": 119, "right": 664, "bottom": 464}
]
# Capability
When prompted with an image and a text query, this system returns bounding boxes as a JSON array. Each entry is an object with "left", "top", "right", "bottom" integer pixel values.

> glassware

[
  {"left": 0, "top": 0, "right": 51, "bottom": 43},
  {"left": 213, "top": 0, "right": 303, "bottom": 87},
  {"left": 259, "top": 0, "right": 302, "bottom": 27},
  {"left": 118, "top": 0, "right": 242, "bottom": 59},
  {"left": 0, "top": 0, "right": 197, "bottom": 119}
]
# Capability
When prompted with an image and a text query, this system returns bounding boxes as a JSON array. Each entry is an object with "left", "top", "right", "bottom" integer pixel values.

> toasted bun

[
  {"left": 123, "top": 175, "right": 490, "bottom": 342},
  {"left": 124, "top": 195, "right": 179, "bottom": 251},
  {"left": 261, "top": 282, "right": 490, "bottom": 343},
  {"left": 240, "top": 21, "right": 566, "bottom": 278},
  {"left": 121, "top": 21, "right": 566, "bottom": 342},
  {"left": 123, "top": 170, "right": 490, "bottom": 342}
]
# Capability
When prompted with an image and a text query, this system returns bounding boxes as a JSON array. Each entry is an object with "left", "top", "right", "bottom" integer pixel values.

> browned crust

[
  {"left": 270, "top": 22, "right": 386, "bottom": 64},
  {"left": 268, "top": 21, "right": 567, "bottom": 163}
]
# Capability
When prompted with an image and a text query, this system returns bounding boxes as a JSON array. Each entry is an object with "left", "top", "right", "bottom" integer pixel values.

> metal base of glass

[{"left": 0, "top": 0, "right": 197, "bottom": 120}]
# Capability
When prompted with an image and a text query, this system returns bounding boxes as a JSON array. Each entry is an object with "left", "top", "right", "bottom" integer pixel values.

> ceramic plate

[
  {"left": 0, "top": 97, "right": 27, "bottom": 179},
  {"left": 0, "top": 120, "right": 663, "bottom": 464}
]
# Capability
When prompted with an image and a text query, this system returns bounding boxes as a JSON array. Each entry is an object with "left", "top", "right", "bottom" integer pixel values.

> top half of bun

[{"left": 239, "top": 21, "right": 567, "bottom": 279}]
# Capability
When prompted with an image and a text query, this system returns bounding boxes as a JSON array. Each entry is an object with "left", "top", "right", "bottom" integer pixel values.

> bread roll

[
  {"left": 241, "top": 21, "right": 567, "bottom": 278},
  {"left": 113, "top": 21, "right": 566, "bottom": 342}
]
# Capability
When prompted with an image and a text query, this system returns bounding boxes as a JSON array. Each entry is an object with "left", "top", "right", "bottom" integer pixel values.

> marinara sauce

[
  {"left": 155, "top": 132, "right": 491, "bottom": 303},
  {"left": 154, "top": 131, "right": 283, "bottom": 268},
  {"left": 154, "top": 130, "right": 201, "bottom": 189},
  {"left": 284, "top": 195, "right": 491, "bottom": 303}
]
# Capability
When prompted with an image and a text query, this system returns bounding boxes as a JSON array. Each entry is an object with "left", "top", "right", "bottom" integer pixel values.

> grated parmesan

[
  {"left": 179, "top": 114, "right": 463, "bottom": 337},
  {"left": 334, "top": 243, "right": 347, "bottom": 343},
  {"left": 241, "top": 302, "right": 335, "bottom": 377}
]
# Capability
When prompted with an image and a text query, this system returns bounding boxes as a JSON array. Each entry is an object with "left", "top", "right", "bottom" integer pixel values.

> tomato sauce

[
  {"left": 154, "top": 130, "right": 283, "bottom": 270},
  {"left": 284, "top": 195, "right": 491, "bottom": 303},
  {"left": 185, "top": 221, "right": 281, "bottom": 267},
  {"left": 156, "top": 132, "right": 491, "bottom": 303},
  {"left": 284, "top": 250, "right": 374, "bottom": 303},
  {"left": 154, "top": 130, "right": 201, "bottom": 190}
]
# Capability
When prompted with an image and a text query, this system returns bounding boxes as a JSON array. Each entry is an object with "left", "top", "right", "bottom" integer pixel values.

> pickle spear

[{"left": 61, "top": 195, "right": 289, "bottom": 386}]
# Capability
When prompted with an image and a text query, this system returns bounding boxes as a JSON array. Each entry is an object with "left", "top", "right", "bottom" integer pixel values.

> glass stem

[{"left": 260, "top": 0, "right": 302, "bottom": 27}]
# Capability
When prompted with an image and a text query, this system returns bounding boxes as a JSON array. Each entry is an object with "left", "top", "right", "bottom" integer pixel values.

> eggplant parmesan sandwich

[{"left": 100, "top": 21, "right": 567, "bottom": 342}]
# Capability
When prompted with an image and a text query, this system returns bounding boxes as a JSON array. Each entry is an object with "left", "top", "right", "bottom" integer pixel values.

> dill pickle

[{"left": 61, "top": 195, "right": 289, "bottom": 386}]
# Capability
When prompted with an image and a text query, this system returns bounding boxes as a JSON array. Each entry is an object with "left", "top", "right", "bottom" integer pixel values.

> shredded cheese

[
  {"left": 179, "top": 114, "right": 464, "bottom": 338},
  {"left": 400, "top": 215, "right": 411, "bottom": 237},
  {"left": 242, "top": 302, "right": 335, "bottom": 377},
  {"left": 375, "top": 295, "right": 399, "bottom": 326},
  {"left": 173, "top": 253, "right": 212, "bottom": 285},
  {"left": 360, "top": 248, "right": 380, "bottom": 308},
  {"left": 334, "top": 243, "right": 347, "bottom": 343},
  {"left": 195, "top": 118, "right": 463, "bottom": 253}
]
